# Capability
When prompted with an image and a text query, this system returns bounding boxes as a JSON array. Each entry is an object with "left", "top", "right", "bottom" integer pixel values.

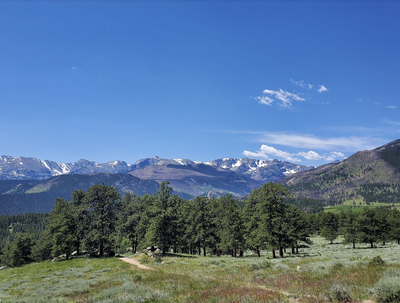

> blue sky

[{"left": 1, "top": 1, "right": 399, "bottom": 167}]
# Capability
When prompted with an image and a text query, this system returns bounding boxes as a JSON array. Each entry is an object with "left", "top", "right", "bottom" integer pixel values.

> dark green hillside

[
  {"left": 0, "top": 174, "right": 160, "bottom": 215},
  {"left": 0, "top": 180, "right": 41, "bottom": 195},
  {"left": 0, "top": 213, "right": 47, "bottom": 250}
]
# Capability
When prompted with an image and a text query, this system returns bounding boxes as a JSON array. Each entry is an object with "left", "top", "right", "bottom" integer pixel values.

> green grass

[
  {"left": 1, "top": 236, "right": 400, "bottom": 302},
  {"left": 325, "top": 198, "right": 400, "bottom": 213}
]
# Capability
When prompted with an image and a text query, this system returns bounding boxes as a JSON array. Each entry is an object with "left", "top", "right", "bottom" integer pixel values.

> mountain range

[
  {"left": 1, "top": 138, "right": 400, "bottom": 215},
  {"left": 0, "top": 156, "right": 311, "bottom": 215},
  {"left": 0, "top": 155, "right": 310, "bottom": 182}
]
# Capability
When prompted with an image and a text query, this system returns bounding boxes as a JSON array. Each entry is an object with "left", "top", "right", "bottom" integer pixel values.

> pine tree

[
  {"left": 1, "top": 233, "right": 33, "bottom": 267},
  {"left": 117, "top": 193, "right": 142, "bottom": 253},
  {"left": 244, "top": 182, "right": 291, "bottom": 258},
  {"left": 388, "top": 208, "right": 400, "bottom": 244},
  {"left": 142, "top": 182, "right": 181, "bottom": 255},
  {"left": 285, "top": 205, "right": 312, "bottom": 254},
  {"left": 218, "top": 195, "right": 244, "bottom": 257},
  {"left": 83, "top": 184, "right": 121, "bottom": 256},
  {"left": 46, "top": 198, "right": 76, "bottom": 259},
  {"left": 356, "top": 208, "right": 380, "bottom": 248},
  {"left": 70, "top": 189, "right": 87, "bottom": 255},
  {"left": 319, "top": 211, "right": 339, "bottom": 244},
  {"left": 341, "top": 209, "right": 358, "bottom": 249}
]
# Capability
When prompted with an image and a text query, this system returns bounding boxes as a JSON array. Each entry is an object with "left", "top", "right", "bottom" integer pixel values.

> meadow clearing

[{"left": 1, "top": 236, "right": 400, "bottom": 303}]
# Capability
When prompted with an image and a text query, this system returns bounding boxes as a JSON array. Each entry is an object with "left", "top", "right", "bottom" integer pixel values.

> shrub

[
  {"left": 383, "top": 268, "right": 400, "bottom": 278},
  {"left": 331, "top": 262, "right": 344, "bottom": 272},
  {"left": 369, "top": 256, "right": 386, "bottom": 267},
  {"left": 273, "top": 263, "right": 289, "bottom": 272},
  {"left": 140, "top": 254, "right": 150, "bottom": 264},
  {"left": 154, "top": 255, "right": 163, "bottom": 263},
  {"left": 374, "top": 276, "right": 400, "bottom": 303},
  {"left": 326, "top": 283, "right": 353, "bottom": 302},
  {"left": 248, "top": 260, "right": 272, "bottom": 271}
]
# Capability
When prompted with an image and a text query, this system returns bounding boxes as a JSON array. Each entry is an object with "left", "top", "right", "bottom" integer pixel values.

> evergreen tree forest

[{"left": 1, "top": 181, "right": 400, "bottom": 267}]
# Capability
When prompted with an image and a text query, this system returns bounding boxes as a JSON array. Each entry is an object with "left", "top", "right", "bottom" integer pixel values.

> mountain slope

[
  {"left": 0, "top": 174, "right": 160, "bottom": 215},
  {"left": 279, "top": 139, "right": 400, "bottom": 202},
  {"left": 129, "top": 163, "right": 264, "bottom": 198}
]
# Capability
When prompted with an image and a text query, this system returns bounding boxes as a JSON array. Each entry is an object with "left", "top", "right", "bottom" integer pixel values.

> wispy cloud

[
  {"left": 290, "top": 79, "right": 313, "bottom": 89},
  {"left": 318, "top": 85, "right": 328, "bottom": 93},
  {"left": 71, "top": 66, "right": 79, "bottom": 70},
  {"left": 386, "top": 105, "right": 397, "bottom": 109},
  {"left": 255, "top": 88, "right": 305, "bottom": 108},
  {"left": 243, "top": 144, "right": 345, "bottom": 162},
  {"left": 254, "top": 132, "right": 385, "bottom": 151},
  {"left": 383, "top": 119, "right": 400, "bottom": 126}
]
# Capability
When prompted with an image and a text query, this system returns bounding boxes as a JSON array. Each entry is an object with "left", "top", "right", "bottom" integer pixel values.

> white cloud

[
  {"left": 386, "top": 105, "right": 397, "bottom": 109},
  {"left": 243, "top": 145, "right": 346, "bottom": 163},
  {"left": 256, "top": 88, "right": 305, "bottom": 108},
  {"left": 330, "top": 151, "right": 345, "bottom": 158},
  {"left": 255, "top": 132, "right": 385, "bottom": 151},
  {"left": 318, "top": 85, "right": 328, "bottom": 93},
  {"left": 243, "top": 145, "right": 301, "bottom": 162},
  {"left": 255, "top": 95, "right": 274, "bottom": 106},
  {"left": 71, "top": 67, "right": 79, "bottom": 70},
  {"left": 297, "top": 151, "right": 324, "bottom": 160}
]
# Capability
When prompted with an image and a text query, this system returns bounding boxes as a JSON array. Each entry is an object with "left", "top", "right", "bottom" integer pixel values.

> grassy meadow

[
  {"left": 1, "top": 236, "right": 400, "bottom": 302},
  {"left": 324, "top": 199, "right": 400, "bottom": 214}
]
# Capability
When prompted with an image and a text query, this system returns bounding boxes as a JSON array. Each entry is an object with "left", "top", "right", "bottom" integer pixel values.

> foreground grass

[{"left": 1, "top": 236, "right": 400, "bottom": 302}]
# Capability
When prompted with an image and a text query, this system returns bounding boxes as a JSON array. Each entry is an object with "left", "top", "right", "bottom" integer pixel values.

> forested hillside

[{"left": 0, "top": 213, "right": 47, "bottom": 251}]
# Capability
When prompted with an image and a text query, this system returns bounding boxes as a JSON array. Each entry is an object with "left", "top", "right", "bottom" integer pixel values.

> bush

[
  {"left": 248, "top": 260, "right": 272, "bottom": 271},
  {"left": 369, "top": 256, "right": 386, "bottom": 266},
  {"left": 331, "top": 262, "right": 344, "bottom": 272},
  {"left": 154, "top": 255, "right": 163, "bottom": 263},
  {"left": 326, "top": 283, "right": 353, "bottom": 302},
  {"left": 384, "top": 268, "right": 400, "bottom": 278},
  {"left": 140, "top": 254, "right": 150, "bottom": 264},
  {"left": 273, "top": 263, "right": 289, "bottom": 271},
  {"left": 374, "top": 276, "right": 400, "bottom": 303}
]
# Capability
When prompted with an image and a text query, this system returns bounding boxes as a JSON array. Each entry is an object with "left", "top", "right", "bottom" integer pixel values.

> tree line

[
  {"left": 1, "top": 181, "right": 400, "bottom": 267},
  {"left": 315, "top": 206, "right": 400, "bottom": 248}
]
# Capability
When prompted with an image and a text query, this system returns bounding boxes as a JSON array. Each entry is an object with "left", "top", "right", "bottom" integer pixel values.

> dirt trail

[{"left": 118, "top": 257, "right": 154, "bottom": 270}]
